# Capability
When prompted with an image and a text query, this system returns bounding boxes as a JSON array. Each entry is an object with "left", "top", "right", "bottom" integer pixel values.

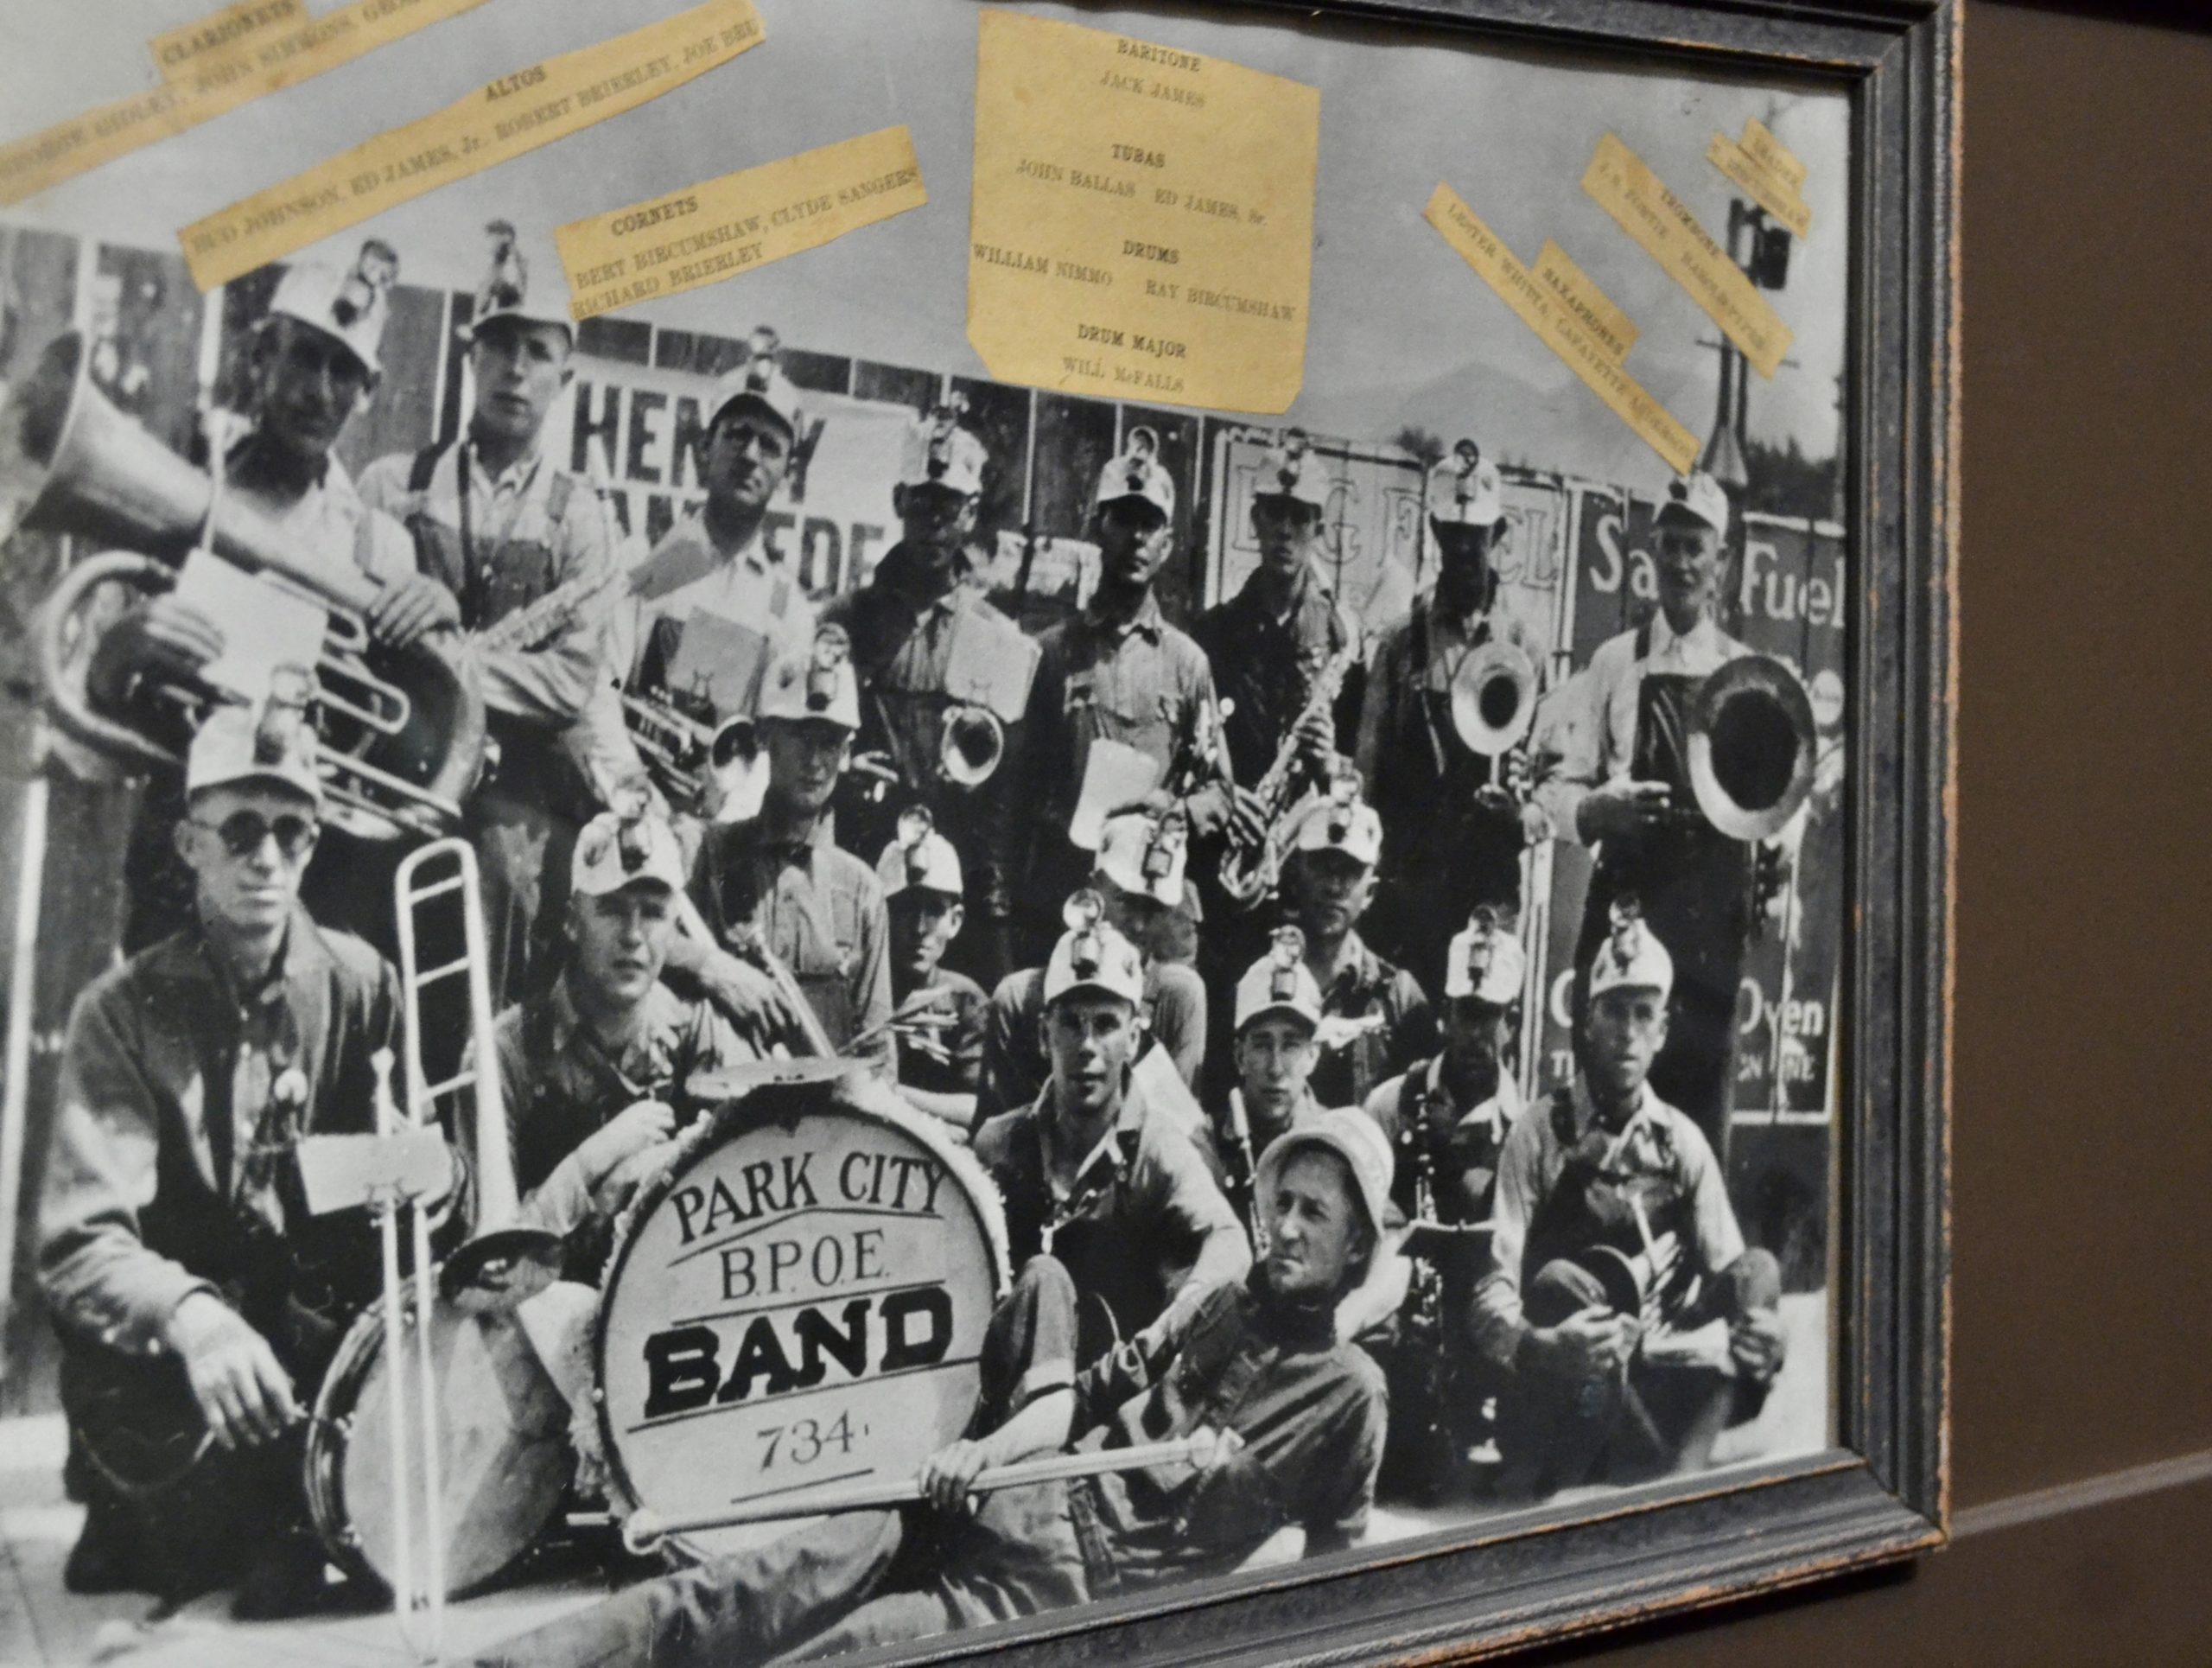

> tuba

[
  {"left": 1, "top": 332, "right": 486, "bottom": 840},
  {"left": 1446, "top": 639, "right": 1540, "bottom": 758},
  {"left": 1687, "top": 654, "right": 1818, "bottom": 840}
]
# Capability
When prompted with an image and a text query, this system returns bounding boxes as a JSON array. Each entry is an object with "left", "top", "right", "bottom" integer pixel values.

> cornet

[{"left": 2, "top": 332, "right": 485, "bottom": 840}]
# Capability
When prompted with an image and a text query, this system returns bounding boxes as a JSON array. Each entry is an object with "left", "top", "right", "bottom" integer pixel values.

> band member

[
  {"left": 1211, "top": 927, "right": 1329, "bottom": 1238},
  {"left": 359, "top": 223, "right": 619, "bottom": 1005},
  {"left": 1532, "top": 469, "right": 1770, "bottom": 1152},
  {"left": 38, "top": 701, "right": 438, "bottom": 1614},
  {"left": 876, "top": 809, "right": 988, "bottom": 1134},
  {"left": 476, "top": 1110, "right": 1389, "bottom": 1668},
  {"left": 1355, "top": 441, "right": 1548, "bottom": 998},
  {"left": 497, "top": 806, "right": 753, "bottom": 1283},
  {"left": 1472, "top": 906, "right": 1787, "bottom": 1499},
  {"left": 93, "top": 244, "right": 457, "bottom": 952},
  {"left": 976, "top": 808, "right": 1209, "bottom": 1123},
  {"left": 827, "top": 397, "right": 1033, "bottom": 984},
  {"left": 1279, "top": 776, "right": 1436, "bottom": 1111},
  {"left": 618, "top": 327, "right": 814, "bottom": 734},
  {"left": 974, "top": 893, "right": 1249, "bottom": 1364},
  {"left": 1010, "top": 425, "right": 1255, "bottom": 966},
  {"left": 1359, "top": 910, "right": 1526, "bottom": 1499},
  {"left": 677, "top": 626, "right": 894, "bottom": 1066}
]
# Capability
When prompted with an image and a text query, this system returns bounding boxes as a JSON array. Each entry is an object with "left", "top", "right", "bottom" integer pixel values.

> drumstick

[{"left": 622, "top": 1428, "right": 1230, "bottom": 1554}]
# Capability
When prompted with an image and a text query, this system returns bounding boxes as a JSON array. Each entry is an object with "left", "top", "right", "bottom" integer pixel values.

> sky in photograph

[{"left": 1, "top": 0, "right": 1851, "bottom": 486}]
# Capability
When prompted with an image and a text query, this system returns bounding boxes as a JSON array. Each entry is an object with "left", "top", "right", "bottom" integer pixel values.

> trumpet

[
  {"left": 1446, "top": 639, "right": 1540, "bottom": 759},
  {"left": 3, "top": 332, "right": 486, "bottom": 840},
  {"left": 938, "top": 703, "right": 1004, "bottom": 787},
  {"left": 620, "top": 687, "right": 762, "bottom": 823}
]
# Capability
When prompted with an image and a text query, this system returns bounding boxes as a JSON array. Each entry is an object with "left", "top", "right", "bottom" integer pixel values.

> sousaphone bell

[
  {"left": 1687, "top": 654, "right": 1818, "bottom": 841},
  {"left": 1446, "top": 639, "right": 1540, "bottom": 757}
]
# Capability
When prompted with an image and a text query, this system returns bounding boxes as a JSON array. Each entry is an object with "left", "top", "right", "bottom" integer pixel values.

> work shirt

[
  {"left": 1071, "top": 1271, "right": 1386, "bottom": 1586},
  {"left": 890, "top": 966, "right": 988, "bottom": 1099},
  {"left": 974, "top": 1078, "right": 1250, "bottom": 1351},
  {"left": 497, "top": 975, "right": 753, "bottom": 1199},
  {"left": 1192, "top": 566, "right": 1358, "bottom": 787},
  {"left": 616, "top": 510, "right": 817, "bottom": 718},
  {"left": 1306, "top": 931, "right": 1436, "bottom": 1111},
  {"left": 822, "top": 545, "right": 1026, "bottom": 919},
  {"left": 39, "top": 907, "right": 404, "bottom": 1356},
  {"left": 1013, "top": 591, "right": 1230, "bottom": 896},
  {"left": 358, "top": 437, "right": 618, "bottom": 729},
  {"left": 226, "top": 442, "right": 420, "bottom": 597},
  {"left": 690, "top": 812, "right": 893, "bottom": 1067},
  {"left": 976, "top": 959, "right": 1207, "bottom": 1122},
  {"left": 1471, "top": 1077, "right": 1745, "bottom": 1373},
  {"left": 1532, "top": 610, "right": 1751, "bottom": 844}
]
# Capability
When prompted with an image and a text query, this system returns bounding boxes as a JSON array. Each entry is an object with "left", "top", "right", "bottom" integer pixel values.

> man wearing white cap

[
  {"left": 1277, "top": 775, "right": 1435, "bottom": 1111},
  {"left": 974, "top": 892, "right": 1247, "bottom": 1366},
  {"left": 1533, "top": 468, "right": 1765, "bottom": 1152},
  {"left": 359, "top": 222, "right": 620, "bottom": 1006},
  {"left": 1011, "top": 425, "right": 1252, "bottom": 965},
  {"left": 1193, "top": 428, "right": 1361, "bottom": 807},
  {"left": 40, "top": 693, "right": 437, "bottom": 1614},
  {"left": 874, "top": 809, "right": 988, "bottom": 1132},
  {"left": 827, "top": 397, "right": 1034, "bottom": 983},
  {"left": 1211, "top": 926, "right": 1327, "bottom": 1240},
  {"left": 1473, "top": 903, "right": 1785, "bottom": 1498},
  {"left": 1356, "top": 439, "right": 1549, "bottom": 1001},
  {"left": 678, "top": 625, "right": 893, "bottom": 1067},
  {"left": 619, "top": 327, "right": 817, "bottom": 729},
  {"left": 96, "top": 242, "right": 458, "bottom": 951},
  {"left": 478, "top": 1107, "right": 1384, "bottom": 1667},
  {"left": 976, "top": 806, "right": 1209, "bottom": 1123},
  {"left": 494, "top": 804, "right": 753, "bottom": 1283}
]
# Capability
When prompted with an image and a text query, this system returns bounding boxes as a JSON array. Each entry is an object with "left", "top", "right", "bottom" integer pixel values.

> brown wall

[{"left": 1535, "top": 3, "right": 2212, "bottom": 1659}]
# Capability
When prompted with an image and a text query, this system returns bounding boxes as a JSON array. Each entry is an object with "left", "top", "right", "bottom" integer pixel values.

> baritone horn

[
  {"left": 938, "top": 703, "right": 1003, "bottom": 787},
  {"left": 1686, "top": 654, "right": 1818, "bottom": 841},
  {"left": 1446, "top": 640, "right": 1539, "bottom": 757},
  {"left": 1, "top": 331, "right": 486, "bottom": 840}
]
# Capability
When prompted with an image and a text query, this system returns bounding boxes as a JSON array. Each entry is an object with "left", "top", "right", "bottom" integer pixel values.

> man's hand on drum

[
  {"left": 919, "top": 1436, "right": 993, "bottom": 1518},
  {"left": 691, "top": 950, "right": 816, "bottom": 1053},
  {"left": 88, "top": 595, "right": 226, "bottom": 708},
  {"left": 579, "top": 1099, "right": 676, "bottom": 1188},
  {"left": 164, "top": 1289, "right": 299, "bottom": 1449},
  {"left": 591, "top": 1139, "right": 683, "bottom": 1219},
  {"left": 366, "top": 572, "right": 461, "bottom": 649}
]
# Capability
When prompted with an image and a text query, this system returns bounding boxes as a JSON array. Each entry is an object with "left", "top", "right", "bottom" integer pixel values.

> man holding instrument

[
  {"left": 359, "top": 223, "right": 620, "bottom": 1006},
  {"left": 1473, "top": 904, "right": 1786, "bottom": 1499},
  {"left": 497, "top": 805, "right": 754, "bottom": 1283},
  {"left": 39, "top": 699, "right": 446, "bottom": 1616},
  {"left": 475, "top": 1108, "right": 1389, "bottom": 1668}
]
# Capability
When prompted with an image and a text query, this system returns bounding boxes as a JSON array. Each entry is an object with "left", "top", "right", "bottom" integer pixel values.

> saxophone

[
  {"left": 1217, "top": 643, "right": 1357, "bottom": 909},
  {"left": 476, "top": 561, "right": 627, "bottom": 653}
]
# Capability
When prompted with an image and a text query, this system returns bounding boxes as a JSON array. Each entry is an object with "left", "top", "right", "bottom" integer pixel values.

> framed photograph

[{"left": 0, "top": 0, "right": 1953, "bottom": 1664}]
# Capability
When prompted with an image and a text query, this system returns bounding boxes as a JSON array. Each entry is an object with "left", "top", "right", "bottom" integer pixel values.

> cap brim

[
  {"left": 258, "top": 310, "right": 377, "bottom": 377},
  {"left": 1236, "top": 1002, "right": 1320, "bottom": 1034},
  {"left": 709, "top": 391, "right": 798, "bottom": 435}
]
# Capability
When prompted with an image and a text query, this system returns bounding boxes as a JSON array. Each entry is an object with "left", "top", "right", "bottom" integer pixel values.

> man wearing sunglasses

[
  {"left": 824, "top": 398, "right": 1034, "bottom": 987},
  {"left": 39, "top": 697, "right": 436, "bottom": 1618}
]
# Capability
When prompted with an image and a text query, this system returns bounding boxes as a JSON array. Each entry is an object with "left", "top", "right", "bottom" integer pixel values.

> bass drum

[
  {"left": 594, "top": 1062, "right": 1008, "bottom": 1563},
  {"left": 305, "top": 1295, "right": 575, "bottom": 1596}
]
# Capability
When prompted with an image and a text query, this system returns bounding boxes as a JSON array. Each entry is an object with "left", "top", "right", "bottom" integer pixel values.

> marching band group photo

[{"left": 0, "top": 191, "right": 1838, "bottom": 1664}]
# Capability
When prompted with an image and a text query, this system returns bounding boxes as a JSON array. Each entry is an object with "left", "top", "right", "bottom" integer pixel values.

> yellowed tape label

[
  {"left": 1581, "top": 131, "right": 1792, "bottom": 379},
  {"left": 556, "top": 126, "right": 925, "bottom": 321},
  {"left": 180, "top": 0, "right": 766, "bottom": 290},
  {"left": 967, "top": 10, "right": 1319, "bottom": 415},
  {"left": 1743, "top": 117, "right": 1807, "bottom": 189},
  {"left": 1533, "top": 239, "right": 1637, "bottom": 364},
  {"left": 0, "top": 0, "right": 489, "bottom": 208},
  {"left": 1426, "top": 184, "right": 1696, "bottom": 474},
  {"left": 1707, "top": 133, "right": 1812, "bottom": 239},
  {"left": 152, "top": 0, "right": 305, "bottom": 81}
]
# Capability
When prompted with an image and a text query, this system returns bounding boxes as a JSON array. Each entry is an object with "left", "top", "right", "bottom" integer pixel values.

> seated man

[
  {"left": 474, "top": 1109, "right": 1391, "bottom": 1668},
  {"left": 38, "top": 700, "right": 435, "bottom": 1614},
  {"left": 975, "top": 894, "right": 1249, "bottom": 1366},
  {"left": 876, "top": 809, "right": 988, "bottom": 1136},
  {"left": 497, "top": 805, "right": 755, "bottom": 1283},
  {"left": 1209, "top": 926, "right": 1330, "bottom": 1239},
  {"left": 976, "top": 807, "right": 1208, "bottom": 1124},
  {"left": 1472, "top": 903, "right": 1789, "bottom": 1499},
  {"left": 1360, "top": 909, "right": 1529, "bottom": 1501}
]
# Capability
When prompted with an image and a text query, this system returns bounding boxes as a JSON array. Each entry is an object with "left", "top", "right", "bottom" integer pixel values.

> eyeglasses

[{"left": 190, "top": 811, "right": 321, "bottom": 860}]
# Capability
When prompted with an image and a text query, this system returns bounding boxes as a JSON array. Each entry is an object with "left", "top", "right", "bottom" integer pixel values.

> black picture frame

[{"left": 833, "top": 2, "right": 1957, "bottom": 1660}]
